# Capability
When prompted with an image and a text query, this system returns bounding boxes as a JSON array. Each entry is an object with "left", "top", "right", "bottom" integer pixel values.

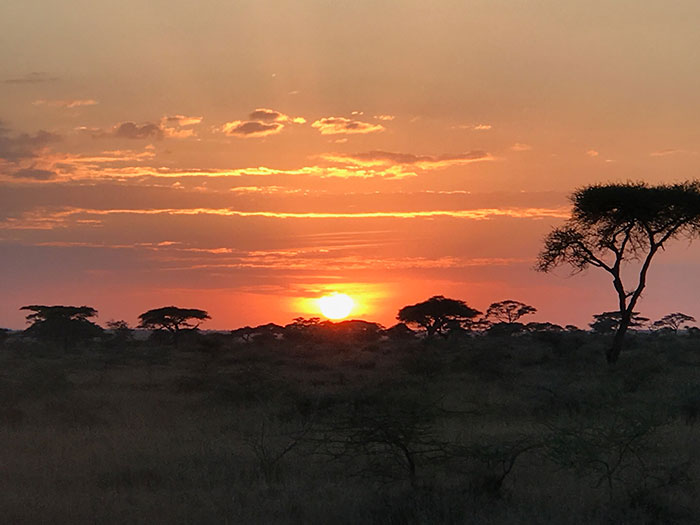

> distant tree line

[
  {"left": 4, "top": 181, "right": 700, "bottom": 366},
  {"left": 9, "top": 299, "right": 696, "bottom": 361}
]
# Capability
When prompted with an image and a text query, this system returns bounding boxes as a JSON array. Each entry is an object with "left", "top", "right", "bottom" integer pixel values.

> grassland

[{"left": 0, "top": 329, "right": 698, "bottom": 524}]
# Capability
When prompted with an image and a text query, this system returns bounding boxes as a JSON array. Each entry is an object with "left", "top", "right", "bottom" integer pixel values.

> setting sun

[{"left": 318, "top": 293, "right": 355, "bottom": 320}]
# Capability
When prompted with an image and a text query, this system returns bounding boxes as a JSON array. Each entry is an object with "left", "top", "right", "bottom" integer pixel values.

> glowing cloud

[
  {"left": 32, "top": 99, "right": 98, "bottom": 109},
  {"left": 248, "top": 108, "right": 305, "bottom": 124},
  {"left": 219, "top": 108, "right": 305, "bottom": 138},
  {"left": 311, "top": 117, "right": 385, "bottom": 135},
  {"left": 322, "top": 150, "right": 493, "bottom": 170},
  {"left": 511, "top": 143, "right": 532, "bottom": 152},
  {"left": 220, "top": 120, "right": 284, "bottom": 138}
]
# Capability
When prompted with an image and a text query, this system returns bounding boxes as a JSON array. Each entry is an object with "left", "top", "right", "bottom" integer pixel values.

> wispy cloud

[
  {"left": 10, "top": 168, "right": 57, "bottom": 180},
  {"left": 0, "top": 206, "right": 570, "bottom": 231},
  {"left": 650, "top": 148, "right": 689, "bottom": 157},
  {"left": 33, "top": 99, "right": 98, "bottom": 109},
  {"left": 586, "top": 149, "right": 599, "bottom": 157},
  {"left": 311, "top": 117, "right": 385, "bottom": 135},
  {"left": 4, "top": 72, "right": 58, "bottom": 84},
  {"left": 373, "top": 114, "right": 395, "bottom": 121},
  {"left": 452, "top": 124, "right": 492, "bottom": 131},
  {"left": 322, "top": 150, "right": 493, "bottom": 170},
  {"left": 510, "top": 143, "right": 532, "bottom": 152}
]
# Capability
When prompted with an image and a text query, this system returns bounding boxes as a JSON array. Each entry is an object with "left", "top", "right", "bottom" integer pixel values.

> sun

[{"left": 318, "top": 293, "right": 355, "bottom": 320}]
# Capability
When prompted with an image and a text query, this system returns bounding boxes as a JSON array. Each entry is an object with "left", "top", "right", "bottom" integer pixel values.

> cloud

[
  {"left": 0, "top": 128, "right": 61, "bottom": 161},
  {"left": 0, "top": 206, "right": 570, "bottom": 231},
  {"left": 4, "top": 72, "right": 58, "bottom": 84},
  {"left": 221, "top": 120, "right": 284, "bottom": 138},
  {"left": 162, "top": 115, "right": 203, "bottom": 127},
  {"left": 586, "top": 150, "right": 599, "bottom": 157},
  {"left": 219, "top": 108, "right": 305, "bottom": 138},
  {"left": 160, "top": 115, "right": 203, "bottom": 138},
  {"left": 452, "top": 124, "right": 492, "bottom": 131},
  {"left": 311, "top": 117, "right": 385, "bottom": 135},
  {"left": 90, "top": 116, "right": 202, "bottom": 140},
  {"left": 510, "top": 143, "right": 532, "bottom": 152},
  {"left": 11, "top": 168, "right": 57, "bottom": 180},
  {"left": 373, "top": 115, "right": 395, "bottom": 121},
  {"left": 322, "top": 150, "right": 493, "bottom": 170},
  {"left": 248, "top": 108, "right": 305, "bottom": 124},
  {"left": 94, "top": 122, "right": 164, "bottom": 140},
  {"left": 650, "top": 148, "right": 686, "bottom": 157},
  {"left": 33, "top": 99, "right": 98, "bottom": 109}
]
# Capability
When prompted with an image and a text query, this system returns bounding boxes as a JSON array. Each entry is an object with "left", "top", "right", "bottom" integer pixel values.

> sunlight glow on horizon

[{"left": 317, "top": 293, "right": 355, "bottom": 320}]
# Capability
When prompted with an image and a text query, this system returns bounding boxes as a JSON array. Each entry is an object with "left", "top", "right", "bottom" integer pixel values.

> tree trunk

[{"left": 606, "top": 313, "right": 631, "bottom": 364}]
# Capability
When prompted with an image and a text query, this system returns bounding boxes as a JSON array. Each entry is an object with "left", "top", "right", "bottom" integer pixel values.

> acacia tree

[
  {"left": 652, "top": 312, "right": 696, "bottom": 333},
  {"left": 397, "top": 295, "right": 481, "bottom": 338},
  {"left": 138, "top": 306, "right": 210, "bottom": 346},
  {"left": 486, "top": 300, "right": 537, "bottom": 324},
  {"left": 21, "top": 305, "right": 103, "bottom": 350},
  {"left": 590, "top": 311, "right": 648, "bottom": 335},
  {"left": 536, "top": 181, "right": 700, "bottom": 363}
]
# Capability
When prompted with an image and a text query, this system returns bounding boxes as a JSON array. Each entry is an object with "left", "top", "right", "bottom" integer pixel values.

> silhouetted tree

[
  {"left": 232, "top": 323, "right": 285, "bottom": 344},
  {"left": 536, "top": 181, "right": 700, "bottom": 363},
  {"left": 525, "top": 322, "right": 564, "bottom": 333},
  {"left": 283, "top": 317, "right": 321, "bottom": 341},
  {"left": 397, "top": 296, "right": 481, "bottom": 338},
  {"left": 317, "top": 320, "right": 384, "bottom": 343},
  {"left": 20, "top": 305, "right": 103, "bottom": 351},
  {"left": 106, "top": 319, "right": 133, "bottom": 338},
  {"left": 486, "top": 300, "right": 537, "bottom": 324},
  {"left": 384, "top": 322, "right": 417, "bottom": 341},
  {"left": 138, "top": 306, "right": 210, "bottom": 347},
  {"left": 651, "top": 312, "right": 696, "bottom": 333},
  {"left": 590, "top": 311, "right": 648, "bottom": 335},
  {"left": 486, "top": 322, "right": 527, "bottom": 337}
]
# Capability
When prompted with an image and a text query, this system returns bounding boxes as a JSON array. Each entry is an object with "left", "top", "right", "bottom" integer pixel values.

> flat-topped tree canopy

[
  {"left": 397, "top": 295, "right": 481, "bottom": 338},
  {"left": 138, "top": 306, "right": 210, "bottom": 333},
  {"left": 537, "top": 181, "right": 700, "bottom": 363},
  {"left": 20, "top": 304, "right": 102, "bottom": 350},
  {"left": 21, "top": 305, "right": 98, "bottom": 322}
]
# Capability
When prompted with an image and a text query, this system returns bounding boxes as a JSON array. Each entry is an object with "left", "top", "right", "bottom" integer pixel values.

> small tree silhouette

[
  {"left": 397, "top": 296, "right": 481, "bottom": 338},
  {"left": 651, "top": 312, "right": 696, "bottom": 334},
  {"left": 20, "top": 305, "right": 103, "bottom": 351},
  {"left": 537, "top": 181, "right": 700, "bottom": 363},
  {"left": 590, "top": 311, "right": 648, "bottom": 335},
  {"left": 138, "top": 306, "right": 210, "bottom": 347},
  {"left": 485, "top": 300, "right": 537, "bottom": 324}
]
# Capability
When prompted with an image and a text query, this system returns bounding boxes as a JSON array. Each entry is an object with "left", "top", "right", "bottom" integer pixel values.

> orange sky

[{"left": 2, "top": 1, "right": 700, "bottom": 330}]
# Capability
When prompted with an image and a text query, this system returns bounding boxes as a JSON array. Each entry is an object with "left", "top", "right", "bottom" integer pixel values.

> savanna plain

[{"left": 0, "top": 324, "right": 698, "bottom": 524}]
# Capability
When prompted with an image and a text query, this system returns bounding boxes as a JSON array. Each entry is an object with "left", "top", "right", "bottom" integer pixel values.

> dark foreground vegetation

[{"left": 0, "top": 326, "right": 698, "bottom": 524}]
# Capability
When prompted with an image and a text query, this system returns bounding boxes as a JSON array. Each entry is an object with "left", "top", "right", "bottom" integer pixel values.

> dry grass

[{"left": 0, "top": 331, "right": 697, "bottom": 523}]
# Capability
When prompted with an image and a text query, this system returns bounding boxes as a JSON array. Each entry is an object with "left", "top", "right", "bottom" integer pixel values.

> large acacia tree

[
  {"left": 397, "top": 295, "right": 481, "bottom": 338},
  {"left": 21, "top": 305, "right": 103, "bottom": 350},
  {"left": 536, "top": 181, "right": 700, "bottom": 363},
  {"left": 138, "top": 306, "right": 210, "bottom": 346}
]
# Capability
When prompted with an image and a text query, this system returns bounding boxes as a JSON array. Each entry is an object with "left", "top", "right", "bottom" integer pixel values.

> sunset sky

[{"left": 2, "top": 1, "right": 700, "bottom": 330}]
